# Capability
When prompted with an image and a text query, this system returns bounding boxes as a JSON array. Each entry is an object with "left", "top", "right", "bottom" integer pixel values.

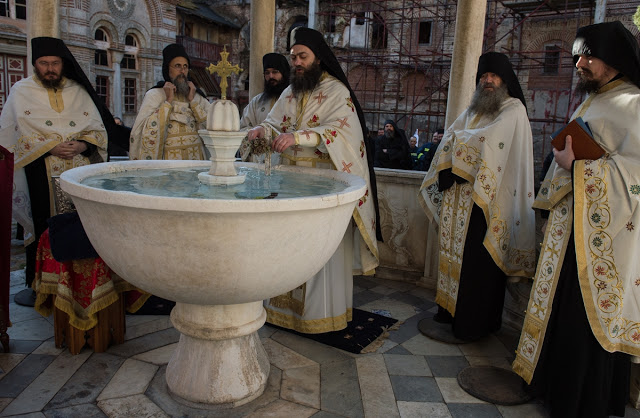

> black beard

[
  {"left": 35, "top": 67, "right": 62, "bottom": 89},
  {"left": 263, "top": 78, "right": 288, "bottom": 99},
  {"left": 172, "top": 74, "right": 190, "bottom": 98},
  {"left": 468, "top": 82, "right": 509, "bottom": 118},
  {"left": 575, "top": 72, "right": 600, "bottom": 95},
  {"left": 384, "top": 130, "right": 394, "bottom": 138},
  {"left": 291, "top": 61, "right": 323, "bottom": 95}
]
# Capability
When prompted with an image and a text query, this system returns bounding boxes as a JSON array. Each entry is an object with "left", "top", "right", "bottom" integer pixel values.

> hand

[
  {"left": 553, "top": 135, "right": 575, "bottom": 171},
  {"left": 187, "top": 81, "right": 196, "bottom": 102},
  {"left": 247, "top": 126, "right": 265, "bottom": 141},
  {"left": 50, "top": 140, "right": 87, "bottom": 160},
  {"left": 163, "top": 82, "right": 176, "bottom": 103},
  {"left": 272, "top": 133, "right": 295, "bottom": 153}
]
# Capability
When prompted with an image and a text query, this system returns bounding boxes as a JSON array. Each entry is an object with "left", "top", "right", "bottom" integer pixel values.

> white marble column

[
  {"left": 249, "top": 0, "right": 275, "bottom": 100},
  {"left": 308, "top": 0, "right": 319, "bottom": 30},
  {"left": 594, "top": 0, "right": 607, "bottom": 23},
  {"left": 111, "top": 51, "right": 124, "bottom": 118},
  {"left": 26, "top": 0, "right": 59, "bottom": 76},
  {"left": 444, "top": 0, "right": 487, "bottom": 128}
]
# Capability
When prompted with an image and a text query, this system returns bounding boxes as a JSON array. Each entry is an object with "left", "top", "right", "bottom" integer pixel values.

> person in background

[
  {"left": 374, "top": 119, "right": 412, "bottom": 169},
  {"left": 421, "top": 128, "right": 444, "bottom": 171}
]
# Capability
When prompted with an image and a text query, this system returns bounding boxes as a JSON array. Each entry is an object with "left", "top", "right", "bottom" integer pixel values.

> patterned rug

[{"left": 275, "top": 308, "right": 400, "bottom": 354}]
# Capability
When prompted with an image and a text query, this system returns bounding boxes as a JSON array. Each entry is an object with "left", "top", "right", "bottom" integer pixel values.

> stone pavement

[{"left": 3, "top": 229, "right": 640, "bottom": 417}]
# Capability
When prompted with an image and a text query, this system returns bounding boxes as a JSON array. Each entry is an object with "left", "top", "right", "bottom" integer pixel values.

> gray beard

[
  {"left": 468, "top": 82, "right": 509, "bottom": 118},
  {"left": 172, "top": 75, "right": 190, "bottom": 99}
]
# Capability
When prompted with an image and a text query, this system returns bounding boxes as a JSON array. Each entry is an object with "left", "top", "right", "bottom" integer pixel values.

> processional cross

[{"left": 206, "top": 46, "right": 242, "bottom": 100}]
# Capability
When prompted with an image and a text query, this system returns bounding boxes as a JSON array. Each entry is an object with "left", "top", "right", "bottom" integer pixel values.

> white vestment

[
  {"left": 260, "top": 73, "right": 379, "bottom": 333},
  {"left": 0, "top": 75, "right": 107, "bottom": 244},
  {"left": 129, "top": 88, "right": 210, "bottom": 160},
  {"left": 239, "top": 92, "right": 280, "bottom": 165}
]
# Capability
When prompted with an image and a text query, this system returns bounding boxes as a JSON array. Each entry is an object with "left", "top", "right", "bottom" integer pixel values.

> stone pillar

[
  {"left": 444, "top": 0, "right": 487, "bottom": 128},
  {"left": 308, "top": 0, "right": 319, "bottom": 30},
  {"left": 111, "top": 51, "right": 124, "bottom": 118},
  {"left": 26, "top": 0, "right": 59, "bottom": 76},
  {"left": 594, "top": 0, "right": 607, "bottom": 23},
  {"left": 249, "top": 0, "right": 275, "bottom": 100}
]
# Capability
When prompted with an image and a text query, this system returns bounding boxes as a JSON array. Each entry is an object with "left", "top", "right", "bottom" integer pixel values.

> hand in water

[{"left": 247, "top": 126, "right": 265, "bottom": 141}]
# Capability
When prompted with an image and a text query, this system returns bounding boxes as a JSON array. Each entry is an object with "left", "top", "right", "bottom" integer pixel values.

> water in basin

[{"left": 81, "top": 166, "right": 349, "bottom": 200}]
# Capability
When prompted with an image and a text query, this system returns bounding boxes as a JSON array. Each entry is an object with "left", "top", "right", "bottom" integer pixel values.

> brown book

[{"left": 550, "top": 117, "right": 605, "bottom": 160}]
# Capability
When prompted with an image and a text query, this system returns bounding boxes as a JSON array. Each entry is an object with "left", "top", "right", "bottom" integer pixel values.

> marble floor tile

[
  {"left": 245, "top": 399, "right": 317, "bottom": 417},
  {"left": 401, "top": 334, "right": 463, "bottom": 357},
  {"left": 0, "top": 350, "right": 91, "bottom": 416},
  {"left": 358, "top": 298, "right": 418, "bottom": 322},
  {"left": 425, "top": 356, "right": 469, "bottom": 378},
  {"left": 388, "top": 311, "right": 431, "bottom": 345},
  {"left": 357, "top": 355, "right": 400, "bottom": 418},
  {"left": 281, "top": 363, "right": 320, "bottom": 409},
  {"left": 8, "top": 303, "right": 42, "bottom": 324},
  {"left": 0, "top": 353, "right": 26, "bottom": 382},
  {"left": 106, "top": 328, "right": 179, "bottom": 358},
  {"left": 378, "top": 280, "right": 418, "bottom": 292},
  {"left": 0, "top": 354, "right": 56, "bottom": 398},
  {"left": 385, "top": 345, "right": 413, "bottom": 355},
  {"left": 387, "top": 291, "right": 433, "bottom": 308},
  {"left": 0, "top": 399, "right": 11, "bottom": 414},
  {"left": 465, "top": 356, "right": 512, "bottom": 370},
  {"left": 389, "top": 375, "right": 443, "bottom": 403},
  {"left": 97, "top": 393, "right": 168, "bottom": 418},
  {"left": 375, "top": 339, "right": 398, "bottom": 354},
  {"left": 1, "top": 412, "right": 45, "bottom": 418},
  {"left": 124, "top": 316, "right": 173, "bottom": 341},
  {"left": 409, "top": 287, "right": 436, "bottom": 301},
  {"left": 132, "top": 343, "right": 177, "bottom": 366},
  {"left": 384, "top": 354, "right": 431, "bottom": 377},
  {"left": 6, "top": 318, "right": 54, "bottom": 342},
  {"left": 124, "top": 315, "right": 166, "bottom": 328},
  {"left": 31, "top": 341, "right": 64, "bottom": 356},
  {"left": 270, "top": 331, "right": 352, "bottom": 365},
  {"left": 497, "top": 402, "right": 549, "bottom": 417},
  {"left": 47, "top": 352, "right": 126, "bottom": 409},
  {"left": 458, "top": 334, "right": 511, "bottom": 357},
  {"left": 97, "top": 359, "right": 158, "bottom": 401},
  {"left": 262, "top": 338, "right": 317, "bottom": 370},
  {"left": 369, "top": 285, "right": 400, "bottom": 296},
  {"left": 353, "top": 276, "right": 379, "bottom": 290},
  {"left": 353, "top": 290, "right": 385, "bottom": 308},
  {"left": 397, "top": 401, "right": 452, "bottom": 418},
  {"left": 42, "top": 403, "right": 107, "bottom": 418},
  {"left": 5, "top": 340, "right": 41, "bottom": 355},
  {"left": 435, "top": 377, "right": 487, "bottom": 404},
  {"left": 447, "top": 403, "right": 502, "bottom": 418},
  {"left": 321, "top": 359, "right": 363, "bottom": 418},
  {"left": 257, "top": 324, "right": 277, "bottom": 339}
]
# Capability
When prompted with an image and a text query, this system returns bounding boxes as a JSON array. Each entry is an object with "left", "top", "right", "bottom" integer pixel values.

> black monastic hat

[
  {"left": 572, "top": 21, "right": 640, "bottom": 89},
  {"left": 262, "top": 53, "right": 290, "bottom": 83},
  {"left": 475, "top": 52, "right": 527, "bottom": 108}
]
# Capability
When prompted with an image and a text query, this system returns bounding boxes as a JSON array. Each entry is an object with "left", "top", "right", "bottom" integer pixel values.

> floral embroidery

[
  {"left": 498, "top": 142, "right": 504, "bottom": 149},
  {"left": 45, "top": 120, "right": 52, "bottom": 126},
  {"left": 600, "top": 299, "right": 612, "bottom": 310},
  {"left": 280, "top": 115, "right": 292, "bottom": 133},
  {"left": 69, "top": 121, "right": 76, "bottom": 127},
  {"left": 595, "top": 265, "right": 606, "bottom": 276},
  {"left": 346, "top": 97, "right": 355, "bottom": 112},
  {"left": 307, "top": 114, "right": 320, "bottom": 128},
  {"left": 359, "top": 141, "right": 365, "bottom": 158},
  {"left": 585, "top": 168, "right": 594, "bottom": 177},
  {"left": 591, "top": 213, "right": 601, "bottom": 223},
  {"left": 497, "top": 166, "right": 502, "bottom": 172},
  {"left": 443, "top": 145, "right": 450, "bottom": 152},
  {"left": 516, "top": 220, "right": 520, "bottom": 226},
  {"left": 633, "top": 332, "right": 640, "bottom": 342},
  {"left": 595, "top": 281, "right": 607, "bottom": 290},
  {"left": 635, "top": 278, "right": 640, "bottom": 286},
  {"left": 24, "top": 110, "right": 30, "bottom": 115},
  {"left": 323, "top": 128, "right": 338, "bottom": 145},
  {"left": 151, "top": 121, "right": 157, "bottom": 127},
  {"left": 586, "top": 184, "right": 596, "bottom": 194},
  {"left": 592, "top": 236, "right": 603, "bottom": 247},
  {"left": 358, "top": 189, "right": 369, "bottom": 207},
  {"left": 540, "top": 187, "right": 548, "bottom": 196},
  {"left": 630, "top": 185, "right": 640, "bottom": 195},
  {"left": 478, "top": 136, "right": 485, "bottom": 142},
  {"left": 627, "top": 222, "right": 634, "bottom": 231},
  {"left": 528, "top": 192, "right": 532, "bottom": 198},
  {"left": 83, "top": 111, "right": 89, "bottom": 116}
]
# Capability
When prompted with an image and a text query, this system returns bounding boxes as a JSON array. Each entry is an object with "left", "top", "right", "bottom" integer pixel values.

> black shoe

[
  {"left": 14, "top": 289, "right": 36, "bottom": 307},
  {"left": 433, "top": 307, "right": 453, "bottom": 324}
]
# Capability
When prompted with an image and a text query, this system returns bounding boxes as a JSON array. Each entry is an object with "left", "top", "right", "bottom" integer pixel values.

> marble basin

[{"left": 59, "top": 160, "right": 366, "bottom": 408}]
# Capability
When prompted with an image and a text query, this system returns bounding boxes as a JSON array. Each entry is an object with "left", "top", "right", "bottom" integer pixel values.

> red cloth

[
  {"left": 34, "top": 229, "right": 149, "bottom": 331},
  {"left": 0, "top": 146, "right": 13, "bottom": 338}
]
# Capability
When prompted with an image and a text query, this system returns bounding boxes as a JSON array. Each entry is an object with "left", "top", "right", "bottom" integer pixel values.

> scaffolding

[{"left": 318, "top": 0, "right": 640, "bottom": 171}]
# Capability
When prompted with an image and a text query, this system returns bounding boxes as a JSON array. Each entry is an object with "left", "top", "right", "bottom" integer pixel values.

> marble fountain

[{"left": 59, "top": 99, "right": 366, "bottom": 408}]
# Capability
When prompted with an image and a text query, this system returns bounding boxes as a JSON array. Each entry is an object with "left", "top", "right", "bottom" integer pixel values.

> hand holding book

[{"left": 550, "top": 117, "right": 605, "bottom": 161}]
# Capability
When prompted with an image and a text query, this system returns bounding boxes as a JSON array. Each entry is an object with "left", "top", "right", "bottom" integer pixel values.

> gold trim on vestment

[
  {"left": 265, "top": 307, "right": 353, "bottom": 334},
  {"left": 268, "top": 283, "right": 306, "bottom": 316}
]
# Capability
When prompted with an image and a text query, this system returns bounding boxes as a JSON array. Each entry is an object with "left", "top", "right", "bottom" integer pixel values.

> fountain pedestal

[
  {"left": 167, "top": 302, "right": 269, "bottom": 407},
  {"left": 198, "top": 130, "right": 247, "bottom": 185}
]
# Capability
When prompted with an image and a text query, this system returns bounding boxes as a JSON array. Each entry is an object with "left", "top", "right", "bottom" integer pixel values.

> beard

[
  {"left": 35, "top": 67, "right": 63, "bottom": 89},
  {"left": 291, "top": 60, "right": 323, "bottom": 95},
  {"left": 468, "top": 81, "right": 509, "bottom": 118},
  {"left": 384, "top": 129, "right": 394, "bottom": 138},
  {"left": 575, "top": 70, "right": 600, "bottom": 94},
  {"left": 172, "top": 74, "right": 190, "bottom": 99},
  {"left": 263, "top": 78, "right": 288, "bottom": 99}
]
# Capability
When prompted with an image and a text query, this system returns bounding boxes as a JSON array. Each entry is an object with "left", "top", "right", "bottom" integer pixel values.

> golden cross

[{"left": 207, "top": 46, "right": 243, "bottom": 100}]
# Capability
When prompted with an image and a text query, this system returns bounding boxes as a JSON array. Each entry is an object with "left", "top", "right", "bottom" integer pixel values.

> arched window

[
  {"left": 121, "top": 34, "right": 137, "bottom": 70},
  {"left": 94, "top": 28, "right": 109, "bottom": 66}
]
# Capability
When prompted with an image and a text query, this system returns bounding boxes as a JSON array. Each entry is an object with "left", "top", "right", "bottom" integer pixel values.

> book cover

[{"left": 550, "top": 117, "right": 605, "bottom": 160}]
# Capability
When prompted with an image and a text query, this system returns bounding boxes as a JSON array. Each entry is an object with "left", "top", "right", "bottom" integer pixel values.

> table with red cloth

[{"left": 33, "top": 228, "right": 149, "bottom": 332}]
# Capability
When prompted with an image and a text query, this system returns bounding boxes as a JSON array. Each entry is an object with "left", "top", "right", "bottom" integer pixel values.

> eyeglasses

[{"left": 171, "top": 63, "right": 189, "bottom": 71}]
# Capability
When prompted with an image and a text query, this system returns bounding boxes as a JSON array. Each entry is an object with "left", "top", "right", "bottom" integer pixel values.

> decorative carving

[{"left": 107, "top": 0, "right": 135, "bottom": 19}]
